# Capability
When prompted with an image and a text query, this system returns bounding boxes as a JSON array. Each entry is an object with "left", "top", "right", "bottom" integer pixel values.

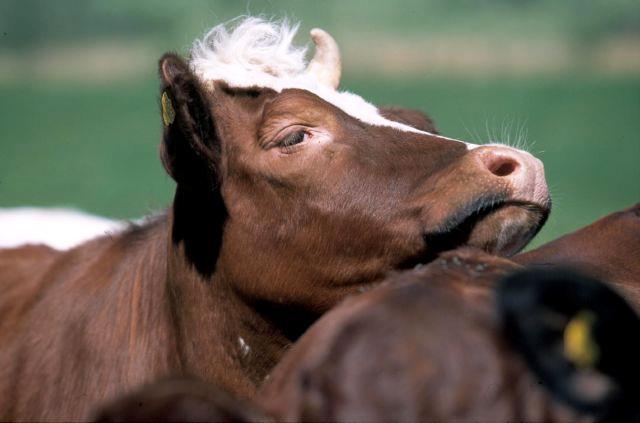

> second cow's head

[{"left": 159, "top": 18, "right": 550, "bottom": 311}]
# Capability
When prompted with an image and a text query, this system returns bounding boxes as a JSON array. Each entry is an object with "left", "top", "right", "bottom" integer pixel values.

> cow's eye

[{"left": 277, "top": 130, "right": 307, "bottom": 149}]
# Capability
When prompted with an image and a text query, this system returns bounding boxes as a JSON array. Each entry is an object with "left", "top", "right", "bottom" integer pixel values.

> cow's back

[
  {"left": 0, "top": 219, "right": 177, "bottom": 421},
  {"left": 0, "top": 244, "right": 61, "bottom": 339}
]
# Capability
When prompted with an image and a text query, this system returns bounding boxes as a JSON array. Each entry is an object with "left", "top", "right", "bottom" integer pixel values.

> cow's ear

[
  {"left": 497, "top": 268, "right": 640, "bottom": 420},
  {"left": 379, "top": 106, "right": 438, "bottom": 134},
  {"left": 158, "top": 53, "right": 219, "bottom": 187}
]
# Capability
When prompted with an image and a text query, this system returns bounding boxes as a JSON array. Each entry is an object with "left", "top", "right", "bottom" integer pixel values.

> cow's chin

[
  {"left": 464, "top": 204, "right": 548, "bottom": 256},
  {"left": 419, "top": 201, "right": 549, "bottom": 262}
]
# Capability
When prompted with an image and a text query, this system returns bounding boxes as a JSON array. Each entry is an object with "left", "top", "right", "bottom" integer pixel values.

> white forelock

[
  {"left": 189, "top": 17, "right": 476, "bottom": 148},
  {"left": 190, "top": 17, "right": 309, "bottom": 91}
]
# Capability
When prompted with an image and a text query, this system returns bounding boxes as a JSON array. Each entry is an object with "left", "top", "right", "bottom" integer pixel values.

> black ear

[
  {"left": 378, "top": 106, "right": 438, "bottom": 134},
  {"left": 158, "top": 53, "right": 219, "bottom": 187},
  {"left": 497, "top": 268, "right": 640, "bottom": 420},
  {"left": 159, "top": 53, "right": 227, "bottom": 277}
]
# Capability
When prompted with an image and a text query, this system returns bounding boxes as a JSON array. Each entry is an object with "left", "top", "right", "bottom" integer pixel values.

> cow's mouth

[{"left": 404, "top": 199, "right": 550, "bottom": 267}]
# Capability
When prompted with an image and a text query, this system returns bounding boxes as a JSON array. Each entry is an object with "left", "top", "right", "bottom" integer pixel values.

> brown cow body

[
  {"left": 0, "top": 18, "right": 550, "bottom": 420},
  {"left": 515, "top": 203, "right": 640, "bottom": 305},
  {"left": 259, "top": 249, "right": 639, "bottom": 421},
  {"left": 94, "top": 377, "right": 271, "bottom": 423},
  {"left": 258, "top": 250, "right": 545, "bottom": 421},
  {"left": 0, "top": 214, "right": 300, "bottom": 420}
]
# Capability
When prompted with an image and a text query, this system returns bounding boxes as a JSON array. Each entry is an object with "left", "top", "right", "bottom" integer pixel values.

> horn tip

[{"left": 309, "top": 28, "right": 328, "bottom": 40}]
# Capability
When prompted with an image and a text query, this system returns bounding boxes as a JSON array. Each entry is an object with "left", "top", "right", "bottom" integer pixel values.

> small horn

[{"left": 306, "top": 28, "right": 341, "bottom": 89}]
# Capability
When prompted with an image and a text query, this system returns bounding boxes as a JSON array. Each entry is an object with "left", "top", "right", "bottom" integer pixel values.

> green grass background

[{"left": 0, "top": 1, "right": 639, "bottom": 249}]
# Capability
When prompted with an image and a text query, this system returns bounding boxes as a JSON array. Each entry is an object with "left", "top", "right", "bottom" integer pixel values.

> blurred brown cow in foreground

[
  {"left": 94, "top": 378, "right": 271, "bottom": 423},
  {"left": 259, "top": 250, "right": 640, "bottom": 422},
  {"left": 515, "top": 203, "right": 640, "bottom": 304}
]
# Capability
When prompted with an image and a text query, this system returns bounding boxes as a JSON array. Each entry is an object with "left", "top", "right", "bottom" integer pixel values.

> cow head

[{"left": 159, "top": 18, "right": 550, "bottom": 312}]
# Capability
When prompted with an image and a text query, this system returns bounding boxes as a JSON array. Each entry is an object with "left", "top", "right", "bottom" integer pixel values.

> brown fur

[
  {"left": 515, "top": 203, "right": 640, "bottom": 306},
  {"left": 0, "top": 53, "right": 549, "bottom": 421},
  {"left": 258, "top": 249, "right": 588, "bottom": 422},
  {"left": 379, "top": 106, "right": 439, "bottom": 133},
  {"left": 94, "top": 378, "right": 270, "bottom": 422}
]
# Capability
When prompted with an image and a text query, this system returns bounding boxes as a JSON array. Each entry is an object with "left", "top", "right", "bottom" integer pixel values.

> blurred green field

[
  {"left": 1, "top": 75, "right": 638, "bottom": 248},
  {"left": 0, "top": 0, "right": 639, "bottom": 250}
]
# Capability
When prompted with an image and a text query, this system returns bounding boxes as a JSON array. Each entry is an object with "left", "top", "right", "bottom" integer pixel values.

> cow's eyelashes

[{"left": 277, "top": 130, "right": 308, "bottom": 149}]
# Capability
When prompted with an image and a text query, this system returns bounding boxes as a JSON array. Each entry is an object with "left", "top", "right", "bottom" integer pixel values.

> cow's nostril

[{"left": 486, "top": 155, "right": 519, "bottom": 177}]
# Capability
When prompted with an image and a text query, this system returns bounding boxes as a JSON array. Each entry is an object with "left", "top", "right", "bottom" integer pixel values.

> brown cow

[
  {"left": 259, "top": 249, "right": 640, "bottom": 422},
  {"left": 93, "top": 378, "right": 270, "bottom": 423},
  {"left": 515, "top": 203, "right": 640, "bottom": 305},
  {"left": 0, "top": 18, "right": 549, "bottom": 420}
]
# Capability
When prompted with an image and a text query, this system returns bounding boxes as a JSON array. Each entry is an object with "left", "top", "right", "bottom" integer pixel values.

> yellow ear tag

[
  {"left": 564, "top": 310, "right": 599, "bottom": 369},
  {"left": 161, "top": 91, "right": 175, "bottom": 126}
]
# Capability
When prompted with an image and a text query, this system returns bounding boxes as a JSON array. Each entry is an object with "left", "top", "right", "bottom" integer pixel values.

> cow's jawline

[{"left": 400, "top": 200, "right": 549, "bottom": 269}]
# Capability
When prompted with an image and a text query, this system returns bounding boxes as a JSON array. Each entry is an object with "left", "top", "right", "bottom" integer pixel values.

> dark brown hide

[
  {"left": 94, "top": 378, "right": 270, "bottom": 423},
  {"left": 0, "top": 53, "right": 548, "bottom": 420},
  {"left": 258, "top": 250, "right": 586, "bottom": 422},
  {"left": 379, "top": 106, "right": 439, "bottom": 133},
  {"left": 515, "top": 203, "right": 640, "bottom": 306}
]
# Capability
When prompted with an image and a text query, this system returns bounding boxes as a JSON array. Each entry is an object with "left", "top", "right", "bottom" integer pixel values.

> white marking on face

[{"left": 189, "top": 17, "right": 479, "bottom": 151}]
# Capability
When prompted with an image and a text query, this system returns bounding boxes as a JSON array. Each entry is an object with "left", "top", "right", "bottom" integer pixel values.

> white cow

[{"left": 0, "top": 207, "right": 125, "bottom": 250}]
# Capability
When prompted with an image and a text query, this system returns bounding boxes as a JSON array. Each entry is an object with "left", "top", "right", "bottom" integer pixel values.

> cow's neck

[{"left": 165, "top": 186, "right": 299, "bottom": 397}]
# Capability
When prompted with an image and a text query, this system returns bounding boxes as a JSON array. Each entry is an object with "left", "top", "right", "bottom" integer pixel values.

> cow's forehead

[{"left": 189, "top": 17, "right": 475, "bottom": 148}]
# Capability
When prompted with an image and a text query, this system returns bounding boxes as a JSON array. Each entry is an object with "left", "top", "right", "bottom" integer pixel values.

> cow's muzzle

[
  {"left": 417, "top": 144, "right": 551, "bottom": 260},
  {"left": 473, "top": 144, "right": 550, "bottom": 208}
]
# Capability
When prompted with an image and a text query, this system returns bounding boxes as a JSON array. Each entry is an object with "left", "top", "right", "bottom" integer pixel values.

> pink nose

[{"left": 473, "top": 145, "right": 549, "bottom": 206}]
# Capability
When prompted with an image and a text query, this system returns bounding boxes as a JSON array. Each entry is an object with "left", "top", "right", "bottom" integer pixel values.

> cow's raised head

[{"left": 159, "top": 18, "right": 550, "bottom": 312}]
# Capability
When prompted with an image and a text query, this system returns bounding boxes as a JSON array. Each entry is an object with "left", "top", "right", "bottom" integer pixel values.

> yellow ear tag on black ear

[
  {"left": 564, "top": 310, "right": 599, "bottom": 369},
  {"left": 161, "top": 91, "right": 175, "bottom": 126}
]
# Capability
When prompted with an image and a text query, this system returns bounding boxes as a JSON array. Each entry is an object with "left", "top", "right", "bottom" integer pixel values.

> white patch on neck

[{"left": 189, "top": 17, "right": 477, "bottom": 150}]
